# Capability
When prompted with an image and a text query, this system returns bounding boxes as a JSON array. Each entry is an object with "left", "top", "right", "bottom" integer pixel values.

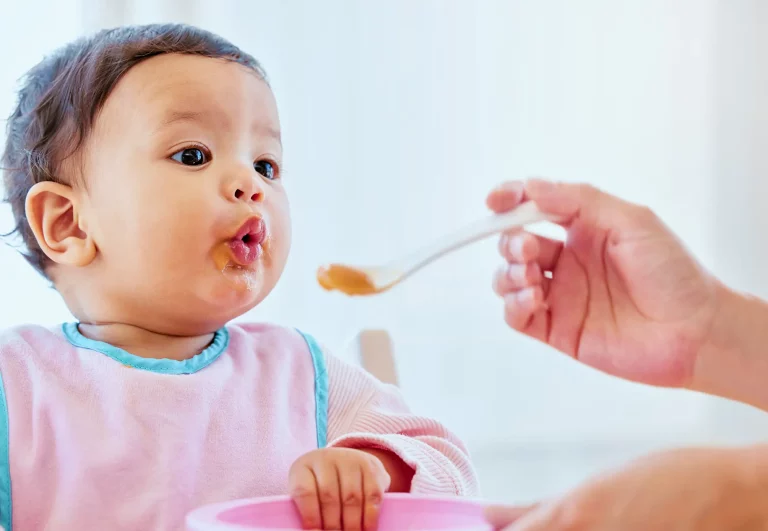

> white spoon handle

[{"left": 395, "top": 201, "right": 561, "bottom": 279}]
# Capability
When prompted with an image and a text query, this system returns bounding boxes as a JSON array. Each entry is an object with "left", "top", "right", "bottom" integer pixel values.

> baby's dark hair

[{"left": 1, "top": 23, "right": 266, "bottom": 277}]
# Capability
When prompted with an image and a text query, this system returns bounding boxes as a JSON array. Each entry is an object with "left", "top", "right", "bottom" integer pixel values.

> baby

[{"left": 0, "top": 24, "right": 478, "bottom": 530}]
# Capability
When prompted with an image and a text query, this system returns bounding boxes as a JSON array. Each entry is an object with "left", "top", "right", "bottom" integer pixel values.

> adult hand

[
  {"left": 489, "top": 179, "right": 720, "bottom": 388},
  {"left": 485, "top": 446, "right": 768, "bottom": 531}
]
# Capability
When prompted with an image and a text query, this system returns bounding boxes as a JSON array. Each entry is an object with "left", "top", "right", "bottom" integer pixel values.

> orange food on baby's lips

[
  {"left": 212, "top": 244, "right": 233, "bottom": 271},
  {"left": 316, "top": 264, "right": 378, "bottom": 296}
]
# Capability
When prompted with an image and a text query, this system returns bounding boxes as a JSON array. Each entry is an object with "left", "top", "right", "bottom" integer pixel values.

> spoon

[{"left": 316, "top": 201, "right": 561, "bottom": 296}]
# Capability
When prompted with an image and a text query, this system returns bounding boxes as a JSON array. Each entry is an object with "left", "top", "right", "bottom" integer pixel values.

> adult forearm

[{"left": 691, "top": 283, "right": 768, "bottom": 411}]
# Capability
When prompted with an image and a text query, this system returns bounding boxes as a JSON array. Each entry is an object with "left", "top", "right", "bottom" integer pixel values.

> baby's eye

[
  {"left": 171, "top": 147, "right": 209, "bottom": 166},
  {"left": 254, "top": 160, "right": 277, "bottom": 180}
]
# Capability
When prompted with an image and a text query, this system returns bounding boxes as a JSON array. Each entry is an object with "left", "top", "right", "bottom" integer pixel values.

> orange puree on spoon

[{"left": 316, "top": 264, "right": 379, "bottom": 296}]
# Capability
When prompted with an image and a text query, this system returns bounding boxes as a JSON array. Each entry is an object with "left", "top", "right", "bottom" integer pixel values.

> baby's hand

[{"left": 289, "top": 447, "right": 391, "bottom": 531}]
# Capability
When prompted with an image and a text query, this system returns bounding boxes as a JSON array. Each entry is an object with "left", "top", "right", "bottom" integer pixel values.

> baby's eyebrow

[
  {"left": 156, "top": 109, "right": 214, "bottom": 131},
  {"left": 154, "top": 109, "right": 282, "bottom": 146},
  {"left": 261, "top": 126, "right": 282, "bottom": 146}
]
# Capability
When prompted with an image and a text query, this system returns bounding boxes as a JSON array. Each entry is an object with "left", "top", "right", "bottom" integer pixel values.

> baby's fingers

[
  {"left": 362, "top": 457, "right": 389, "bottom": 531},
  {"left": 289, "top": 464, "right": 323, "bottom": 530},
  {"left": 338, "top": 464, "right": 364, "bottom": 531},
  {"left": 314, "top": 461, "right": 342, "bottom": 530}
]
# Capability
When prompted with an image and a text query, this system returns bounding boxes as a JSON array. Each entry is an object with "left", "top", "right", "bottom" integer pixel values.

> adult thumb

[
  {"left": 484, "top": 504, "right": 537, "bottom": 529},
  {"left": 525, "top": 178, "right": 655, "bottom": 233}
]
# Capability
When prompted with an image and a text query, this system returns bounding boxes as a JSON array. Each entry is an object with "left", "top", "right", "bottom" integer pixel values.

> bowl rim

[{"left": 186, "top": 493, "right": 489, "bottom": 530}]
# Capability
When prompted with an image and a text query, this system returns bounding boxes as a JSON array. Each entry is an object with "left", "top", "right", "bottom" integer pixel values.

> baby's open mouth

[{"left": 228, "top": 217, "right": 266, "bottom": 266}]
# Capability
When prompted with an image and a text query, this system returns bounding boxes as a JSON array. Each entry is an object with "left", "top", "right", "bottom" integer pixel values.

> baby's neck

[{"left": 77, "top": 322, "right": 215, "bottom": 361}]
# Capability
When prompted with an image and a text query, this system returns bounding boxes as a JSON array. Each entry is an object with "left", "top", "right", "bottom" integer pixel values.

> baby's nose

[
  {"left": 230, "top": 170, "right": 264, "bottom": 203},
  {"left": 233, "top": 187, "right": 261, "bottom": 202}
]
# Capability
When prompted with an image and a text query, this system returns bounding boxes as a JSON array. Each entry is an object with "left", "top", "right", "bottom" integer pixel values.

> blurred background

[{"left": 2, "top": 0, "right": 768, "bottom": 504}]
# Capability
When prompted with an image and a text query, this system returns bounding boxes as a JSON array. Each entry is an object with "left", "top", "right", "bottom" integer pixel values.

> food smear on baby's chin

[
  {"left": 316, "top": 264, "right": 378, "bottom": 296},
  {"left": 213, "top": 243, "right": 260, "bottom": 292},
  {"left": 223, "top": 264, "right": 259, "bottom": 291}
]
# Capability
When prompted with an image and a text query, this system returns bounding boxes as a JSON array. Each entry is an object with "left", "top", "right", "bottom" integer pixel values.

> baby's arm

[{"left": 324, "top": 350, "right": 479, "bottom": 497}]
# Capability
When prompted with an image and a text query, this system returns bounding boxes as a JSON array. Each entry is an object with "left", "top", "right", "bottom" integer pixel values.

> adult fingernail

[
  {"left": 517, "top": 288, "right": 536, "bottom": 303},
  {"left": 508, "top": 236, "right": 524, "bottom": 258}
]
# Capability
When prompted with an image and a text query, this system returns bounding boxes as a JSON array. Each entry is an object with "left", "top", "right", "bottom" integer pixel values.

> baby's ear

[{"left": 25, "top": 182, "right": 96, "bottom": 267}]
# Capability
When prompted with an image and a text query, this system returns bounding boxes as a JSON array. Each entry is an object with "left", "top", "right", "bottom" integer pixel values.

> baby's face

[{"left": 79, "top": 54, "right": 290, "bottom": 332}]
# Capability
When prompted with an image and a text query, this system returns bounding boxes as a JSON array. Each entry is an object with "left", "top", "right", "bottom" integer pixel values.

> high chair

[{"left": 347, "top": 329, "right": 399, "bottom": 387}]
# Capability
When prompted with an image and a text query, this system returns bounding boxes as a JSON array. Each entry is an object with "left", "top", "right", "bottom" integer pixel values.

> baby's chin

[
  {"left": 203, "top": 267, "right": 273, "bottom": 315},
  {"left": 219, "top": 263, "right": 265, "bottom": 293}
]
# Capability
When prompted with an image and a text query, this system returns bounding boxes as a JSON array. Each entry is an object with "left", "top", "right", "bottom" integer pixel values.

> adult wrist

[{"left": 692, "top": 282, "right": 768, "bottom": 411}]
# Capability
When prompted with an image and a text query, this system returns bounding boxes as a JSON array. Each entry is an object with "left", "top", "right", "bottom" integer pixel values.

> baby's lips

[
  {"left": 227, "top": 238, "right": 262, "bottom": 266},
  {"left": 233, "top": 216, "right": 266, "bottom": 244},
  {"left": 214, "top": 216, "right": 267, "bottom": 269}
]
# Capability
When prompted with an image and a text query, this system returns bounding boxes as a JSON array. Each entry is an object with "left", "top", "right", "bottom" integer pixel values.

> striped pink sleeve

[{"left": 323, "top": 350, "right": 479, "bottom": 497}]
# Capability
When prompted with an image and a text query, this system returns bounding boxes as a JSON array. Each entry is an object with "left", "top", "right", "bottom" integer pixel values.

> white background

[{"left": 2, "top": 0, "right": 768, "bottom": 502}]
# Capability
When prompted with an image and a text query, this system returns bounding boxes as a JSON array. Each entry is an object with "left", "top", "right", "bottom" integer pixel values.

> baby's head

[{"left": 2, "top": 24, "right": 290, "bottom": 335}]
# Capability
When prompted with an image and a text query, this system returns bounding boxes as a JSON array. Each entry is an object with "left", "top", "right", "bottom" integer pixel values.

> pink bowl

[{"left": 186, "top": 494, "right": 492, "bottom": 531}]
